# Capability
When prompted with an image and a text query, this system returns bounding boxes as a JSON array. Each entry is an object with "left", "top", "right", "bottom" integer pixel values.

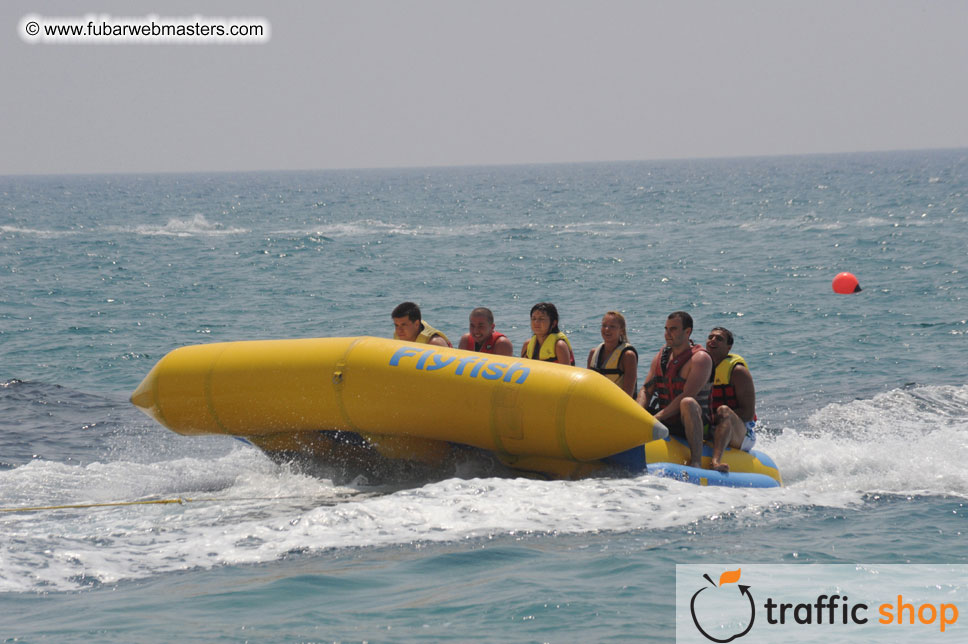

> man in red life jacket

[
  {"left": 458, "top": 307, "right": 514, "bottom": 356},
  {"left": 705, "top": 327, "right": 757, "bottom": 472},
  {"left": 637, "top": 311, "right": 713, "bottom": 468}
]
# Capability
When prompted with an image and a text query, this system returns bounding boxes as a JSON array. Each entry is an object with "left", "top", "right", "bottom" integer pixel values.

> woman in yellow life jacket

[
  {"left": 586, "top": 311, "right": 638, "bottom": 398},
  {"left": 520, "top": 302, "right": 574, "bottom": 365}
]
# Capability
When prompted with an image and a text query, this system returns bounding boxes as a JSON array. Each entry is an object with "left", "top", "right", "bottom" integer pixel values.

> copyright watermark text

[{"left": 19, "top": 13, "right": 270, "bottom": 44}]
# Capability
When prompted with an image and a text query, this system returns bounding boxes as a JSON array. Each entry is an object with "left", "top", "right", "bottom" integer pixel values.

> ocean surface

[{"left": 2, "top": 150, "right": 967, "bottom": 642}]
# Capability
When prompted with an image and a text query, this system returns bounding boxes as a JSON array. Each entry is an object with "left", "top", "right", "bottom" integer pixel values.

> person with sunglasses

[{"left": 705, "top": 326, "right": 757, "bottom": 472}]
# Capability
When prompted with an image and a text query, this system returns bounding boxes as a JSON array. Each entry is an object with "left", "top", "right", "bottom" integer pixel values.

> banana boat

[{"left": 130, "top": 336, "right": 781, "bottom": 487}]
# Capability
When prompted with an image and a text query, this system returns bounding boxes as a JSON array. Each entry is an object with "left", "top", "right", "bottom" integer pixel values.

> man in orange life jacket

[
  {"left": 705, "top": 326, "right": 757, "bottom": 472},
  {"left": 637, "top": 311, "right": 713, "bottom": 468},
  {"left": 458, "top": 307, "right": 514, "bottom": 356}
]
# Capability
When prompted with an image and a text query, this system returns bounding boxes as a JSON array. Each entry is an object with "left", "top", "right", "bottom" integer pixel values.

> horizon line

[{"left": 2, "top": 145, "right": 965, "bottom": 180}]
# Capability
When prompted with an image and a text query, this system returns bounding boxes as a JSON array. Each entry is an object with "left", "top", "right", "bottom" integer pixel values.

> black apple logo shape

[{"left": 690, "top": 569, "right": 755, "bottom": 643}]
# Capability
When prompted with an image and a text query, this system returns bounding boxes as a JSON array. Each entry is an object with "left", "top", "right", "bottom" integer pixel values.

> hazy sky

[{"left": 4, "top": 0, "right": 968, "bottom": 175}]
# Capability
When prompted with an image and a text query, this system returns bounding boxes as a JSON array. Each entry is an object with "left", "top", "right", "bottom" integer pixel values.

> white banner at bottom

[{"left": 676, "top": 564, "right": 964, "bottom": 643}]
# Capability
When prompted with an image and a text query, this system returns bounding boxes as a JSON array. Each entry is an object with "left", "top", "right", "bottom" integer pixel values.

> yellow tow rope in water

[
  {"left": 1, "top": 494, "right": 357, "bottom": 514},
  {"left": 0, "top": 498, "right": 202, "bottom": 513}
]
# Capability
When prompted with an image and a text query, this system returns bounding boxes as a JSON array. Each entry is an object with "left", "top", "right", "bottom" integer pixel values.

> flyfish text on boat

[{"left": 388, "top": 346, "right": 531, "bottom": 384}]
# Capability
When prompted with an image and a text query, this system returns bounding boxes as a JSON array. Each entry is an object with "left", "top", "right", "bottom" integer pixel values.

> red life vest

[
  {"left": 475, "top": 331, "right": 508, "bottom": 354},
  {"left": 654, "top": 343, "right": 709, "bottom": 418}
]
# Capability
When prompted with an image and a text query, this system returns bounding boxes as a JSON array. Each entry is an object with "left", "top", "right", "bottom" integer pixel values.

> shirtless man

[
  {"left": 457, "top": 307, "right": 514, "bottom": 356},
  {"left": 637, "top": 311, "right": 712, "bottom": 468},
  {"left": 705, "top": 327, "right": 757, "bottom": 472}
]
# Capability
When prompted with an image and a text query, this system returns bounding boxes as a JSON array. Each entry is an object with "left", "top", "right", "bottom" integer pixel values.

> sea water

[{"left": 1, "top": 150, "right": 967, "bottom": 642}]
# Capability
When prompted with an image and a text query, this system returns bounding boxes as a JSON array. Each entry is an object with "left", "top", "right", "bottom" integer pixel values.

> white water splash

[
  {"left": 123, "top": 214, "right": 248, "bottom": 237},
  {"left": 0, "top": 225, "right": 80, "bottom": 238},
  {"left": 2, "top": 384, "right": 966, "bottom": 592}
]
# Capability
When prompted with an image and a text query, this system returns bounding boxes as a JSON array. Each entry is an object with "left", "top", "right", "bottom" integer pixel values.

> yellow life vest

[
  {"left": 589, "top": 341, "right": 638, "bottom": 386},
  {"left": 713, "top": 353, "right": 748, "bottom": 385},
  {"left": 416, "top": 321, "right": 451, "bottom": 347},
  {"left": 526, "top": 332, "right": 574, "bottom": 365},
  {"left": 710, "top": 353, "right": 750, "bottom": 417}
]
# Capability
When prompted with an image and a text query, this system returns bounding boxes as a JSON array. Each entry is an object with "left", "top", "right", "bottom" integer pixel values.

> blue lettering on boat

[
  {"left": 389, "top": 347, "right": 529, "bottom": 384},
  {"left": 388, "top": 346, "right": 432, "bottom": 366},
  {"left": 454, "top": 355, "right": 479, "bottom": 375},
  {"left": 425, "top": 354, "right": 456, "bottom": 371},
  {"left": 481, "top": 362, "right": 506, "bottom": 381}
]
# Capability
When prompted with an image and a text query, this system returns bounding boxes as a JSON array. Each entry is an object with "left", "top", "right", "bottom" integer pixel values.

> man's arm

[
  {"left": 457, "top": 333, "right": 473, "bottom": 351},
  {"left": 493, "top": 336, "right": 514, "bottom": 357},
  {"left": 730, "top": 365, "right": 756, "bottom": 423},
  {"left": 655, "top": 351, "right": 712, "bottom": 422},
  {"left": 428, "top": 335, "right": 450, "bottom": 347}
]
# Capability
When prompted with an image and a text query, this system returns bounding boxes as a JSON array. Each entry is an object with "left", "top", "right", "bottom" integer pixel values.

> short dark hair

[
  {"left": 530, "top": 302, "right": 560, "bottom": 333},
  {"left": 470, "top": 307, "right": 494, "bottom": 324},
  {"left": 392, "top": 301, "right": 421, "bottom": 322},
  {"left": 709, "top": 326, "right": 734, "bottom": 347},
  {"left": 668, "top": 310, "right": 693, "bottom": 332}
]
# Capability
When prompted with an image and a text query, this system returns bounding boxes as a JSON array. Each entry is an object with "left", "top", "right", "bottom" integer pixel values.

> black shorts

[{"left": 665, "top": 417, "right": 712, "bottom": 441}]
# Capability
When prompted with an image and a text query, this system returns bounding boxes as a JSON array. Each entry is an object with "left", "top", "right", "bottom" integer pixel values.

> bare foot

[{"left": 709, "top": 460, "right": 729, "bottom": 473}]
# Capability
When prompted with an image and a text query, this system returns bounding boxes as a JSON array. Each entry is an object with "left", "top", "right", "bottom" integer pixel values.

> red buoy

[{"left": 832, "top": 272, "right": 862, "bottom": 294}]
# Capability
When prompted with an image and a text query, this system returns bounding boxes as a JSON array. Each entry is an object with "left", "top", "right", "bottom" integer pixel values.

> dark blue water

[{"left": 2, "top": 150, "right": 967, "bottom": 641}]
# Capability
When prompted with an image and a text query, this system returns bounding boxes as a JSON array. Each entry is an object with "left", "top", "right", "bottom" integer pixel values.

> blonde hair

[{"left": 603, "top": 310, "right": 628, "bottom": 342}]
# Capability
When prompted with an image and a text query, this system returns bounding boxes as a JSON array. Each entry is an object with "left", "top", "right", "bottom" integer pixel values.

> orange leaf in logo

[{"left": 718, "top": 568, "right": 741, "bottom": 586}]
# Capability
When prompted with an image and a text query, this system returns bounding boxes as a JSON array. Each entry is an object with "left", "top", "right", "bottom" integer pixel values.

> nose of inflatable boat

[{"left": 130, "top": 365, "right": 161, "bottom": 424}]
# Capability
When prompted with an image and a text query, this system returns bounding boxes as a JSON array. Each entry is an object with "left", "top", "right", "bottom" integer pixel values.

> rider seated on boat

[
  {"left": 637, "top": 311, "right": 712, "bottom": 469},
  {"left": 392, "top": 301, "right": 452, "bottom": 347},
  {"left": 520, "top": 302, "right": 574, "bottom": 365},
  {"left": 587, "top": 310, "right": 638, "bottom": 398},
  {"left": 705, "top": 326, "right": 757, "bottom": 473},
  {"left": 458, "top": 307, "right": 514, "bottom": 356}
]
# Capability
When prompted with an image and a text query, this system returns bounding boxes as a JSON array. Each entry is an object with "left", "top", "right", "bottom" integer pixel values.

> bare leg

[
  {"left": 710, "top": 423, "right": 731, "bottom": 472},
  {"left": 709, "top": 406, "right": 746, "bottom": 472},
  {"left": 679, "top": 397, "right": 705, "bottom": 468}
]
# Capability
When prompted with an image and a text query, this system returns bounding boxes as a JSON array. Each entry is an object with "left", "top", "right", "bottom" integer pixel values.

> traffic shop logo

[
  {"left": 690, "top": 568, "right": 754, "bottom": 642},
  {"left": 682, "top": 565, "right": 962, "bottom": 641}
]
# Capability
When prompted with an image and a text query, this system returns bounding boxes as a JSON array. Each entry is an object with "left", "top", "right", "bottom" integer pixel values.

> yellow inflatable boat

[{"left": 130, "top": 336, "right": 782, "bottom": 486}]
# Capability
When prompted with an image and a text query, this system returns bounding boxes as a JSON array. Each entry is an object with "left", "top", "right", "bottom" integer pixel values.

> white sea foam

[
  {"left": 270, "top": 219, "right": 631, "bottom": 240},
  {"left": 272, "top": 219, "right": 408, "bottom": 238},
  {"left": 0, "top": 451, "right": 757, "bottom": 592},
  {"left": 769, "top": 384, "right": 968, "bottom": 499},
  {"left": 0, "top": 225, "right": 79, "bottom": 238},
  {"left": 2, "top": 216, "right": 247, "bottom": 238},
  {"left": 116, "top": 214, "right": 249, "bottom": 237},
  {"left": 2, "top": 384, "right": 966, "bottom": 592}
]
